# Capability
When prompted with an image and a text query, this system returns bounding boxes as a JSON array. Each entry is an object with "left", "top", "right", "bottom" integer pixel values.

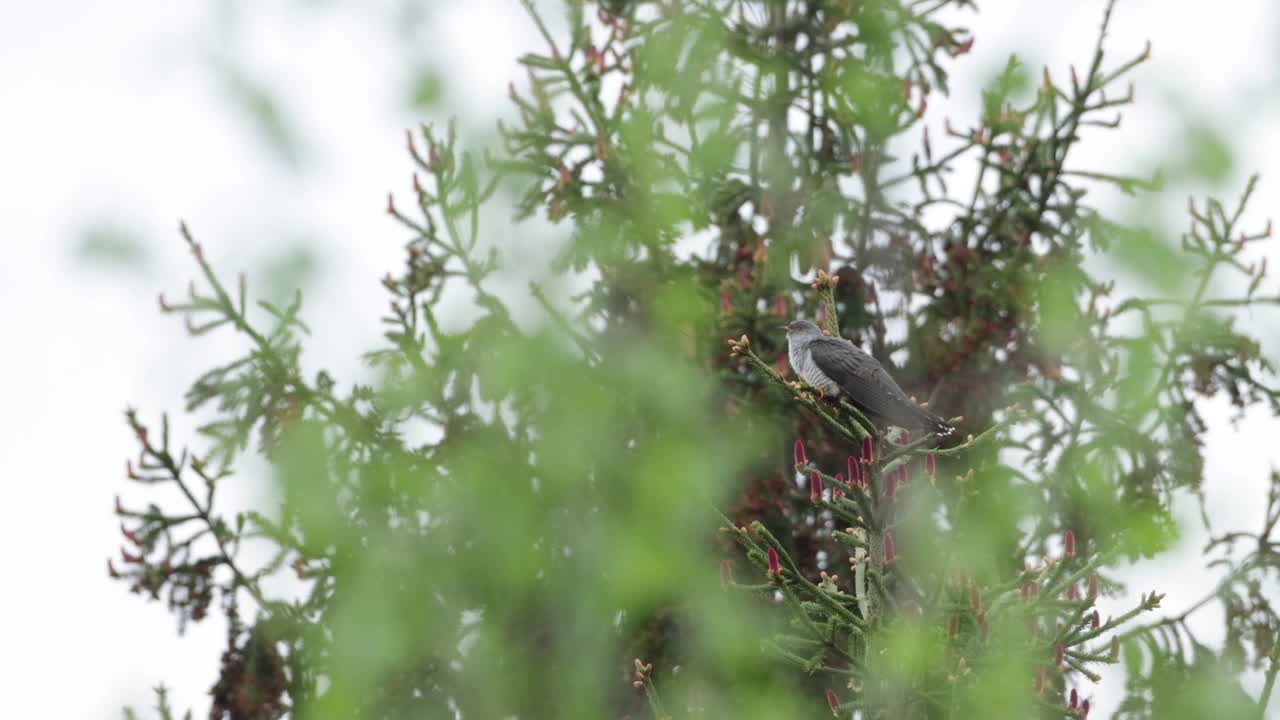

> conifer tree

[{"left": 113, "top": 1, "right": 1280, "bottom": 718}]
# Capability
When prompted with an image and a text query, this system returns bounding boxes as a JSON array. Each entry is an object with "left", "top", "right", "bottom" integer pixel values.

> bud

[
  {"left": 794, "top": 440, "right": 807, "bottom": 469},
  {"left": 584, "top": 45, "right": 605, "bottom": 73},
  {"left": 1055, "top": 643, "right": 1064, "bottom": 670},
  {"left": 883, "top": 532, "right": 896, "bottom": 565},
  {"left": 1069, "top": 688, "right": 1078, "bottom": 710},
  {"left": 720, "top": 290, "right": 732, "bottom": 317},
  {"left": 925, "top": 454, "right": 937, "bottom": 479},
  {"left": 1081, "top": 699, "right": 1090, "bottom": 717},
  {"left": 848, "top": 456, "right": 862, "bottom": 488},
  {"left": 884, "top": 471, "right": 898, "bottom": 501},
  {"left": 773, "top": 295, "right": 787, "bottom": 317},
  {"left": 1064, "top": 529, "right": 1076, "bottom": 558},
  {"left": 1087, "top": 574, "right": 1098, "bottom": 600},
  {"left": 861, "top": 435, "right": 874, "bottom": 463},
  {"left": 810, "top": 472, "right": 824, "bottom": 502},
  {"left": 776, "top": 352, "right": 789, "bottom": 377},
  {"left": 1064, "top": 585, "right": 1077, "bottom": 601},
  {"left": 898, "top": 464, "right": 910, "bottom": 486},
  {"left": 767, "top": 547, "right": 780, "bottom": 577},
  {"left": 121, "top": 523, "right": 142, "bottom": 546},
  {"left": 1090, "top": 611, "right": 1100, "bottom": 630},
  {"left": 825, "top": 689, "right": 840, "bottom": 716},
  {"left": 970, "top": 582, "right": 983, "bottom": 612}
]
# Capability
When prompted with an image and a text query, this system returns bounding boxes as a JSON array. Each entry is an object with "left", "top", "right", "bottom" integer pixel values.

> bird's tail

[{"left": 924, "top": 411, "right": 956, "bottom": 437}]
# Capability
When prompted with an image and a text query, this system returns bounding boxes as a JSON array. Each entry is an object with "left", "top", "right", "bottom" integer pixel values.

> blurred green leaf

[
  {"left": 75, "top": 222, "right": 148, "bottom": 272},
  {"left": 220, "top": 64, "right": 304, "bottom": 168},
  {"left": 409, "top": 67, "right": 445, "bottom": 109}
]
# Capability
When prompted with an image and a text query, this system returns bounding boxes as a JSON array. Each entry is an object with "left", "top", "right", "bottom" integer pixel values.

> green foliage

[
  {"left": 409, "top": 67, "right": 445, "bottom": 109},
  {"left": 112, "top": 1, "right": 1280, "bottom": 718},
  {"left": 217, "top": 62, "right": 305, "bottom": 168},
  {"left": 76, "top": 221, "right": 149, "bottom": 272}
]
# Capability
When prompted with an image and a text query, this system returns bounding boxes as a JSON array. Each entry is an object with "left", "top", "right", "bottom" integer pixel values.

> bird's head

[{"left": 782, "top": 319, "right": 823, "bottom": 337}]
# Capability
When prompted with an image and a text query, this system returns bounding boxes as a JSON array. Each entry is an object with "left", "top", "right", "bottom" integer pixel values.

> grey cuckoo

[{"left": 783, "top": 319, "right": 954, "bottom": 436}]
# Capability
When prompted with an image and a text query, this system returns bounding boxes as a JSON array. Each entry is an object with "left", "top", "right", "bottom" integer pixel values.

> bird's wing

[{"left": 808, "top": 337, "right": 948, "bottom": 432}]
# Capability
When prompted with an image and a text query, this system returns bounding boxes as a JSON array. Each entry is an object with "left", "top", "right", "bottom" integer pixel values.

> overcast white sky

[{"left": 2, "top": 1, "right": 1279, "bottom": 717}]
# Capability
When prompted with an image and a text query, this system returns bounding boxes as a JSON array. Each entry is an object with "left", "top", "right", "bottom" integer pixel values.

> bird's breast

[{"left": 791, "top": 344, "right": 842, "bottom": 396}]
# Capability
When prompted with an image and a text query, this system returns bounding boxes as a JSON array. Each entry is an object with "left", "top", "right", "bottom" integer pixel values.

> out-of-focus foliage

[
  {"left": 76, "top": 221, "right": 149, "bottom": 273},
  {"left": 112, "top": 1, "right": 1280, "bottom": 718}
]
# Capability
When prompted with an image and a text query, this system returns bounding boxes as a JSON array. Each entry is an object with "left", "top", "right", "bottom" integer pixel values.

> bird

[{"left": 783, "top": 319, "right": 954, "bottom": 436}]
